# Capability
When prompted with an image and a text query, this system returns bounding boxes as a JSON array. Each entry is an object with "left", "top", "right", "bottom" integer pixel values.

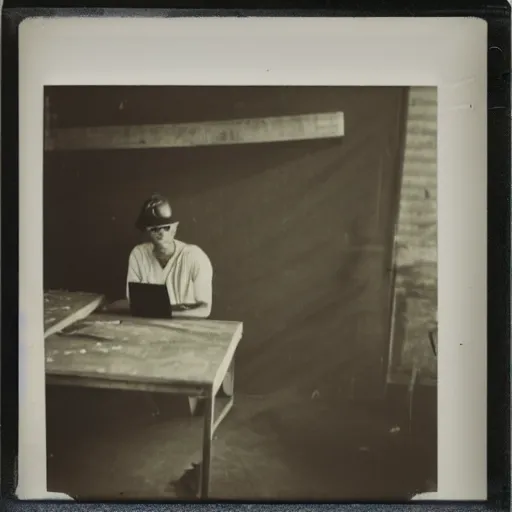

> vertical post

[
  {"left": 200, "top": 390, "right": 214, "bottom": 499},
  {"left": 220, "top": 361, "right": 234, "bottom": 397},
  {"left": 408, "top": 366, "right": 419, "bottom": 435},
  {"left": 374, "top": 155, "right": 384, "bottom": 233},
  {"left": 383, "top": 87, "right": 410, "bottom": 387},
  {"left": 44, "top": 94, "right": 51, "bottom": 150},
  {"left": 188, "top": 397, "right": 199, "bottom": 416}
]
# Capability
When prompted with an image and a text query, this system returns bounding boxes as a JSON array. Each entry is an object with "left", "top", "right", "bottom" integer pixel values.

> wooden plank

[
  {"left": 45, "top": 112, "right": 344, "bottom": 151},
  {"left": 405, "top": 129, "right": 437, "bottom": 142},
  {"left": 400, "top": 186, "right": 437, "bottom": 200},
  {"left": 403, "top": 149, "right": 437, "bottom": 163},
  {"left": 402, "top": 163, "right": 436, "bottom": 175},
  {"left": 396, "top": 222, "right": 437, "bottom": 234},
  {"left": 398, "top": 199, "right": 437, "bottom": 213},
  {"left": 386, "top": 298, "right": 438, "bottom": 388},
  {"left": 409, "top": 97, "right": 437, "bottom": 108},
  {"left": 44, "top": 290, "right": 105, "bottom": 338},
  {"left": 387, "top": 86, "right": 438, "bottom": 387},
  {"left": 395, "top": 281, "right": 437, "bottom": 295},
  {"left": 406, "top": 105, "right": 437, "bottom": 120},
  {"left": 212, "top": 396, "right": 234, "bottom": 434},
  {"left": 45, "top": 373, "right": 207, "bottom": 396},
  {"left": 409, "top": 86, "right": 438, "bottom": 101},
  {"left": 406, "top": 125, "right": 437, "bottom": 138},
  {"left": 45, "top": 313, "right": 243, "bottom": 388},
  {"left": 396, "top": 246, "right": 437, "bottom": 265},
  {"left": 401, "top": 175, "right": 437, "bottom": 188},
  {"left": 387, "top": 371, "right": 437, "bottom": 387},
  {"left": 397, "top": 297, "right": 437, "bottom": 377}
]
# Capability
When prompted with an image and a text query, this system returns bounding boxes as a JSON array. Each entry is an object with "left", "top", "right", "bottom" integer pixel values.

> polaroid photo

[{"left": 18, "top": 16, "right": 487, "bottom": 501}]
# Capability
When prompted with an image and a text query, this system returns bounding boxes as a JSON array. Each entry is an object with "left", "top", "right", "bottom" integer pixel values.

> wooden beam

[
  {"left": 44, "top": 290, "right": 104, "bottom": 338},
  {"left": 44, "top": 112, "right": 344, "bottom": 151}
]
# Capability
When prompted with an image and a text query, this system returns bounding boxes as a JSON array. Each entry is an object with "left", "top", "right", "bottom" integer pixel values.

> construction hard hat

[{"left": 135, "top": 193, "right": 174, "bottom": 230}]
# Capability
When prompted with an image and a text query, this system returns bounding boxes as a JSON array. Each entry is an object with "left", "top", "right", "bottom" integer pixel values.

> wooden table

[
  {"left": 45, "top": 312, "right": 243, "bottom": 499},
  {"left": 44, "top": 290, "right": 105, "bottom": 338}
]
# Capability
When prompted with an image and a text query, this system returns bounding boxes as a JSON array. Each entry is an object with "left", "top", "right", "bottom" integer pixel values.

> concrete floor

[{"left": 46, "top": 384, "right": 436, "bottom": 502}]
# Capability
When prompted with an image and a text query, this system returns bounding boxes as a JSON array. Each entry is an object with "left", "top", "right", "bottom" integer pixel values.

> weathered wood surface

[
  {"left": 387, "top": 291, "right": 438, "bottom": 386},
  {"left": 45, "top": 313, "right": 243, "bottom": 390},
  {"left": 44, "top": 112, "right": 344, "bottom": 151},
  {"left": 399, "top": 296, "right": 437, "bottom": 377},
  {"left": 395, "top": 88, "right": 437, "bottom": 269},
  {"left": 388, "top": 86, "right": 438, "bottom": 382},
  {"left": 44, "top": 290, "right": 105, "bottom": 338}
]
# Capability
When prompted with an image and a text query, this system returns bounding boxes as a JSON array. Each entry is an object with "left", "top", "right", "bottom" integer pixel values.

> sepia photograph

[{"left": 43, "top": 85, "right": 438, "bottom": 501}]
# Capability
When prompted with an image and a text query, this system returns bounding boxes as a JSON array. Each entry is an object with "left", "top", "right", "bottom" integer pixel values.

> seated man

[{"left": 126, "top": 193, "right": 213, "bottom": 318}]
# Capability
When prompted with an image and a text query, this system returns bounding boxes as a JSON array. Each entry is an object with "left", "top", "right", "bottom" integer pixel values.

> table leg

[
  {"left": 199, "top": 392, "right": 214, "bottom": 499},
  {"left": 188, "top": 397, "right": 199, "bottom": 415},
  {"left": 192, "top": 360, "right": 235, "bottom": 417},
  {"left": 220, "top": 360, "right": 235, "bottom": 397}
]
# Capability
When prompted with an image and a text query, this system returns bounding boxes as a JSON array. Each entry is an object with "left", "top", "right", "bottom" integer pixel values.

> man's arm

[
  {"left": 102, "top": 249, "right": 141, "bottom": 313},
  {"left": 126, "top": 249, "right": 142, "bottom": 300},
  {"left": 172, "top": 247, "right": 213, "bottom": 319}
]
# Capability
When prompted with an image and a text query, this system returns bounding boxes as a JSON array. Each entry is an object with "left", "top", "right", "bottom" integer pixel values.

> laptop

[{"left": 128, "top": 282, "right": 173, "bottom": 319}]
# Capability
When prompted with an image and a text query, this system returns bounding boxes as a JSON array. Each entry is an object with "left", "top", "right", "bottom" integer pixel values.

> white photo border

[{"left": 18, "top": 16, "right": 487, "bottom": 500}]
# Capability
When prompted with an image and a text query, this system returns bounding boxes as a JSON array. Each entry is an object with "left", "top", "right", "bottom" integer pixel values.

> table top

[
  {"left": 45, "top": 312, "right": 243, "bottom": 390},
  {"left": 44, "top": 290, "right": 105, "bottom": 338}
]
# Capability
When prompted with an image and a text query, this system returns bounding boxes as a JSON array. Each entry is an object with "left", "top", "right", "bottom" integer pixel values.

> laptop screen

[{"left": 128, "top": 282, "right": 173, "bottom": 319}]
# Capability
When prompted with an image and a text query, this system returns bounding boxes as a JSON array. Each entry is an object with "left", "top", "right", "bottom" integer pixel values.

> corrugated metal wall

[{"left": 389, "top": 87, "right": 437, "bottom": 382}]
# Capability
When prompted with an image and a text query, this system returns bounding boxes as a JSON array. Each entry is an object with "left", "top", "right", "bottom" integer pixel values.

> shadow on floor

[{"left": 46, "top": 384, "right": 436, "bottom": 501}]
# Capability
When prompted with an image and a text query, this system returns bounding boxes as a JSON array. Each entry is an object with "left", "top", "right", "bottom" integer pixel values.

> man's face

[{"left": 147, "top": 222, "right": 178, "bottom": 250}]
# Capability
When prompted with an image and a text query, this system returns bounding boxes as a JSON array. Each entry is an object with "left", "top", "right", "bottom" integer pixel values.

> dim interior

[{"left": 44, "top": 85, "right": 437, "bottom": 501}]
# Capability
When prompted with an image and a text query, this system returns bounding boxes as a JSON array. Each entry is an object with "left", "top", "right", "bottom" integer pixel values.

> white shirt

[{"left": 126, "top": 240, "right": 213, "bottom": 308}]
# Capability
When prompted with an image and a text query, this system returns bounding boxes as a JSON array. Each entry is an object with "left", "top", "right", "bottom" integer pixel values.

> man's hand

[
  {"left": 173, "top": 302, "right": 205, "bottom": 311},
  {"left": 172, "top": 302, "right": 211, "bottom": 318},
  {"left": 103, "top": 298, "right": 130, "bottom": 312}
]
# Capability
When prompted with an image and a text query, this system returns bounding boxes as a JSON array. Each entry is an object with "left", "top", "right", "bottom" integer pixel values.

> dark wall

[{"left": 44, "top": 86, "right": 407, "bottom": 396}]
